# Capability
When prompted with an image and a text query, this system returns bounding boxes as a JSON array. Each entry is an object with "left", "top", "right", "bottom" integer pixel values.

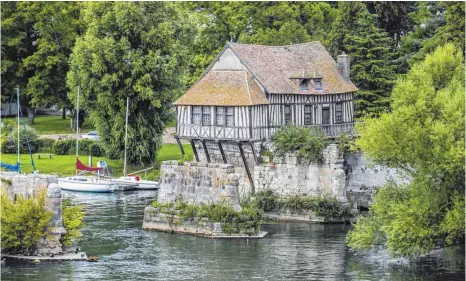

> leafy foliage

[
  {"left": 347, "top": 44, "right": 465, "bottom": 257},
  {"left": 1, "top": 126, "right": 40, "bottom": 154},
  {"left": 61, "top": 196, "right": 85, "bottom": 246},
  {"left": 67, "top": 2, "right": 195, "bottom": 166},
  {"left": 152, "top": 199, "right": 262, "bottom": 235},
  {"left": 1, "top": 188, "right": 53, "bottom": 254},
  {"left": 331, "top": 3, "right": 396, "bottom": 118},
  {"left": 1, "top": 2, "right": 82, "bottom": 124},
  {"left": 255, "top": 189, "right": 352, "bottom": 221},
  {"left": 271, "top": 125, "right": 328, "bottom": 165},
  {"left": 37, "top": 138, "right": 56, "bottom": 153}
]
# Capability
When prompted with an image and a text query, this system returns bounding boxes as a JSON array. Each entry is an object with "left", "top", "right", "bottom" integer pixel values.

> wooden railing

[
  {"left": 177, "top": 122, "right": 360, "bottom": 140},
  {"left": 307, "top": 122, "right": 359, "bottom": 137}
]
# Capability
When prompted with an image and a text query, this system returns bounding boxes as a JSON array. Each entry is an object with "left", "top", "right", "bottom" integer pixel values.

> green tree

[
  {"left": 1, "top": 2, "right": 82, "bottom": 124},
  {"left": 331, "top": 3, "right": 396, "bottom": 118},
  {"left": 187, "top": 2, "right": 338, "bottom": 85},
  {"left": 67, "top": 2, "right": 194, "bottom": 165},
  {"left": 410, "top": 2, "right": 465, "bottom": 64},
  {"left": 365, "top": 2, "right": 416, "bottom": 50},
  {"left": 347, "top": 44, "right": 465, "bottom": 258}
]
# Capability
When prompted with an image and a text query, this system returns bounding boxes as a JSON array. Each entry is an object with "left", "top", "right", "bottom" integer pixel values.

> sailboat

[
  {"left": 114, "top": 97, "right": 160, "bottom": 190},
  {"left": 58, "top": 86, "right": 118, "bottom": 193}
]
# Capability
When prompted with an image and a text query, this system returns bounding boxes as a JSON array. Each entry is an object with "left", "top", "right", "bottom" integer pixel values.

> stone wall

[
  {"left": 344, "top": 152, "right": 410, "bottom": 191},
  {"left": 158, "top": 160, "right": 242, "bottom": 208},
  {"left": 254, "top": 144, "right": 348, "bottom": 203},
  {"left": 0, "top": 172, "right": 66, "bottom": 255}
]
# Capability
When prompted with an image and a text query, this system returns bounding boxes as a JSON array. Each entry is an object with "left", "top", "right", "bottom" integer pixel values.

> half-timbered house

[{"left": 173, "top": 42, "right": 358, "bottom": 190}]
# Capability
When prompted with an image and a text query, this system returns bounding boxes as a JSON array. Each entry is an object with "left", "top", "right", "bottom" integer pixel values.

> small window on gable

[
  {"left": 299, "top": 79, "right": 309, "bottom": 90},
  {"left": 314, "top": 79, "right": 323, "bottom": 90}
]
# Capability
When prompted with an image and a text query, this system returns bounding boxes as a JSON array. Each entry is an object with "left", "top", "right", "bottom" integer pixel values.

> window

[
  {"left": 226, "top": 107, "right": 234, "bottom": 127},
  {"left": 202, "top": 106, "right": 211, "bottom": 126},
  {"left": 299, "top": 79, "right": 309, "bottom": 90},
  {"left": 335, "top": 103, "right": 343, "bottom": 123},
  {"left": 284, "top": 105, "right": 291, "bottom": 125},
  {"left": 216, "top": 107, "right": 225, "bottom": 126},
  {"left": 304, "top": 105, "right": 312, "bottom": 125},
  {"left": 314, "top": 79, "right": 323, "bottom": 90},
  {"left": 192, "top": 106, "right": 201, "bottom": 125}
]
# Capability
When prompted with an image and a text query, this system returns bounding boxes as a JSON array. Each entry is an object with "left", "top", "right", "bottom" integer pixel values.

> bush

[
  {"left": 61, "top": 196, "right": 85, "bottom": 246},
  {"left": 89, "top": 142, "right": 105, "bottom": 157},
  {"left": 1, "top": 126, "right": 40, "bottom": 154},
  {"left": 37, "top": 138, "right": 56, "bottom": 153},
  {"left": 271, "top": 125, "right": 328, "bottom": 165},
  {"left": 1, "top": 188, "right": 53, "bottom": 254},
  {"left": 78, "top": 139, "right": 94, "bottom": 155},
  {"left": 52, "top": 140, "right": 73, "bottom": 155}
]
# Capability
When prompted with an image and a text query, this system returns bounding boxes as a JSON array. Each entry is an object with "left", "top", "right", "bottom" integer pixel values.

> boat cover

[
  {"left": 0, "top": 162, "right": 20, "bottom": 172},
  {"left": 76, "top": 158, "right": 103, "bottom": 172}
]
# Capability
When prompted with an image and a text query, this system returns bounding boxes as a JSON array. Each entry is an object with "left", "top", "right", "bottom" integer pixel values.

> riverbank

[{"left": 2, "top": 191, "right": 463, "bottom": 281}]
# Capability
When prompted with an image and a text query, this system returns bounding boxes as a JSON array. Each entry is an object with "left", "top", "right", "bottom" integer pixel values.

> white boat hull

[
  {"left": 116, "top": 176, "right": 159, "bottom": 190},
  {"left": 58, "top": 177, "right": 117, "bottom": 193}
]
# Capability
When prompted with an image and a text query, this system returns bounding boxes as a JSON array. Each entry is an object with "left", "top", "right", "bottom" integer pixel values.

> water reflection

[{"left": 1, "top": 191, "right": 464, "bottom": 281}]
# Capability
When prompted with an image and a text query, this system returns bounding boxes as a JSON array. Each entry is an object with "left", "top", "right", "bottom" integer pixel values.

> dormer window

[
  {"left": 299, "top": 79, "right": 309, "bottom": 90},
  {"left": 314, "top": 79, "right": 323, "bottom": 90}
]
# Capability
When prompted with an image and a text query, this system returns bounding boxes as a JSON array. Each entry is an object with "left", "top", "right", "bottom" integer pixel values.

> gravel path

[{"left": 40, "top": 127, "right": 181, "bottom": 144}]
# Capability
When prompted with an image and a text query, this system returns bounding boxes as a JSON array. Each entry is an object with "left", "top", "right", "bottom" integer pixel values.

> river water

[{"left": 2, "top": 191, "right": 464, "bottom": 281}]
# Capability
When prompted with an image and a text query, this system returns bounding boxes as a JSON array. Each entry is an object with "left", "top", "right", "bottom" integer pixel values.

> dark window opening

[
  {"left": 226, "top": 107, "right": 234, "bottom": 127},
  {"left": 202, "top": 106, "right": 210, "bottom": 126},
  {"left": 335, "top": 103, "right": 343, "bottom": 123},
  {"left": 299, "top": 79, "right": 309, "bottom": 90},
  {"left": 216, "top": 107, "right": 225, "bottom": 126},
  {"left": 304, "top": 105, "right": 312, "bottom": 125},
  {"left": 192, "top": 106, "right": 201, "bottom": 125},
  {"left": 284, "top": 105, "right": 291, "bottom": 125},
  {"left": 322, "top": 106, "right": 330, "bottom": 124},
  {"left": 314, "top": 79, "right": 323, "bottom": 90}
]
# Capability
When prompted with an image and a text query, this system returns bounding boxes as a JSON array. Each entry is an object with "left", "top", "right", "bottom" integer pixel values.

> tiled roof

[
  {"left": 229, "top": 42, "right": 358, "bottom": 94},
  {"left": 173, "top": 70, "right": 268, "bottom": 106}
]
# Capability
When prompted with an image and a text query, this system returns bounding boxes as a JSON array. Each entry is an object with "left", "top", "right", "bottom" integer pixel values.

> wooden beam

[
  {"left": 190, "top": 139, "right": 199, "bottom": 162},
  {"left": 217, "top": 141, "right": 227, "bottom": 164},
  {"left": 250, "top": 141, "right": 259, "bottom": 165},
  {"left": 238, "top": 142, "right": 255, "bottom": 194},
  {"left": 202, "top": 139, "right": 211, "bottom": 163},
  {"left": 175, "top": 136, "right": 185, "bottom": 159}
]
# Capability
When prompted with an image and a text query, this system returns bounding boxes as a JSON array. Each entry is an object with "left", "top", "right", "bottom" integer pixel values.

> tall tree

[
  {"left": 1, "top": 2, "right": 81, "bottom": 124},
  {"left": 365, "top": 2, "right": 416, "bottom": 50},
  {"left": 67, "top": 2, "right": 194, "bottom": 165},
  {"left": 330, "top": 3, "right": 395, "bottom": 118},
  {"left": 394, "top": 2, "right": 446, "bottom": 74},
  {"left": 347, "top": 44, "right": 465, "bottom": 257}
]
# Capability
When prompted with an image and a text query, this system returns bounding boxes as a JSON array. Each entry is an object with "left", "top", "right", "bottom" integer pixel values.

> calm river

[{"left": 2, "top": 191, "right": 464, "bottom": 281}]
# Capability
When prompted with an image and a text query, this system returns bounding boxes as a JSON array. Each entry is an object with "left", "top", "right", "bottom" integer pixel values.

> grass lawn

[
  {"left": 0, "top": 144, "right": 192, "bottom": 177},
  {"left": 1, "top": 115, "right": 95, "bottom": 134}
]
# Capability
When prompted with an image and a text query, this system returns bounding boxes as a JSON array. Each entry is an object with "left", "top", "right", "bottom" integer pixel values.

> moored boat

[
  {"left": 58, "top": 176, "right": 118, "bottom": 193},
  {"left": 116, "top": 175, "right": 159, "bottom": 190}
]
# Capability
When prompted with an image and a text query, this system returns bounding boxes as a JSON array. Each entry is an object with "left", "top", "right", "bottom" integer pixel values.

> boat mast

[
  {"left": 17, "top": 87, "right": 20, "bottom": 173},
  {"left": 76, "top": 86, "right": 80, "bottom": 175},
  {"left": 123, "top": 96, "right": 129, "bottom": 176}
]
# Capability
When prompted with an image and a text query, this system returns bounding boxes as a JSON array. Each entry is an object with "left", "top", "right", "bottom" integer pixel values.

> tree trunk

[
  {"left": 62, "top": 108, "right": 66, "bottom": 119},
  {"left": 70, "top": 112, "right": 75, "bottom": 131},
  {"left": 27, "top": 107, "right": 35, "bottom": 125}
]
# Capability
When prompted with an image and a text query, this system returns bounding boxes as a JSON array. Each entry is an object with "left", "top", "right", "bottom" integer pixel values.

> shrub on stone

[
  {"left": 271, "top": 125, "right": 328, "bottom": 165},
  {"left": 61, "top": 196, "right": 86, "bottom": 246},
  {"left": 0, "top": 188, "right": 53, "bottom": 255}
]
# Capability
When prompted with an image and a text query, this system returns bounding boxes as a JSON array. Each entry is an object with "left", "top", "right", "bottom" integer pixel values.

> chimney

[{"left": 337, "top": 52, "right": 350, "bottom": 83}]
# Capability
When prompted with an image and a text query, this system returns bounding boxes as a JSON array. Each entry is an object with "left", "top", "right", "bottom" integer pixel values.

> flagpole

[
  {"left": 76, "top": 86, "right": 80, "bottom": 175},
  {"left": 17, "top": 87, "right": 20, "bottom": 174},
  {"left": 123, "top": 96, "right": 129, "bottom": 176}
]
